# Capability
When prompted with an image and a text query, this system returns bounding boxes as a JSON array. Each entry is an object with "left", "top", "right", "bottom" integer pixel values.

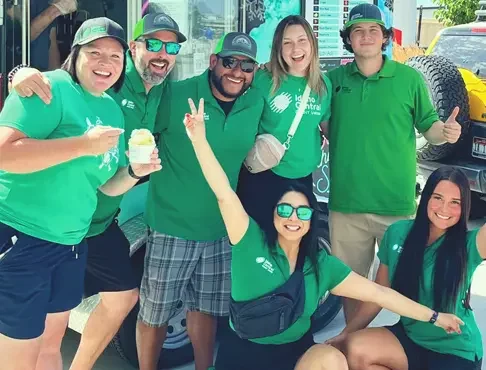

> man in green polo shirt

[
  {"left": 323, "top": 3, "right": 462, "bottom": 323},
  {"left": 10, "top": 12, "right": 186, "bottom": 370},
  {"left": 137, "top": 33, "right": 264, "bottom": 370}
]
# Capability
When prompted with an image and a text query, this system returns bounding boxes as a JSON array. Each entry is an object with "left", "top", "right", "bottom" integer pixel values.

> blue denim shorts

[{"left": 0, "top": 223, "right": 87, "bottom": 339}]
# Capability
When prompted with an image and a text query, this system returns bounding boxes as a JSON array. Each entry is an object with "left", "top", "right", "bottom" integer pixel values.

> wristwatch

[
  {"left": 429, "top": 310, "right": 439, "bottom": 324},
  {"left": 128, "top": 164, "right": 143, "bottom": 180}
]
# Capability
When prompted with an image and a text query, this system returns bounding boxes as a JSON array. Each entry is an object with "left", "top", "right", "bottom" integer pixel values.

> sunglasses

[
  {"left": 139, "top": 38, "right": 182, "bottom": 55},
  {"left": 217, "top": 56, "right": 256, "bottom": 73},
  {"left": 276, "top": 203, "right": 314, "bottom": 221}
]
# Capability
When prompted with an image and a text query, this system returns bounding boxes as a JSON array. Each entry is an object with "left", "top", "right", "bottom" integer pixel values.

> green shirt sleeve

[
  {"left": 413, "top": 72, "right": 440, "bottom": 133},
  {"left": 321, "top": 74, "right": 333, "bottom": 122},
  {"left": 318, "top": 251, "right": 352, "bottom": 295},
  {"left": 377, "top": 226, "right": 392, "bottom": 266},
  {"left": 467, "top": 228, "right": 484, "bottom": 269},
  {"left": 324, "top": 68, "right": 339, "bottom": 97},
  {"left": 0, "top": 82, "right": 62, "bottom": 138},
  {"left": 232, "top": 217, "right": 266, "bottom": 254}
]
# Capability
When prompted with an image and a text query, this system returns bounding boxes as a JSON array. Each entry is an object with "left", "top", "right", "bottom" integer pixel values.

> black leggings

[
  {"left": 215, "top": 324, "right": 315, "bottom": 370},
  {"left": 387, "top": 323, "right": 482, "bottom": 370},
  {"left": 237, "top": 166, "right": 314, "bottom": 229}
]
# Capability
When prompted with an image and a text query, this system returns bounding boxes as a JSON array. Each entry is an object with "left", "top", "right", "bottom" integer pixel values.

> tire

[
  {"left": 311, "top": 218, "right": 342, "bottom": 333},
  {"left": 406, "top": 55, "right": 470, "bottom": 160},
  {"left": 111, "top": 246, "right": 194, "bottom": 369}
]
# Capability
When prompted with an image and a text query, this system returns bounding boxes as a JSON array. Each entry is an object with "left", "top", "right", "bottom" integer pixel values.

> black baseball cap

[
  {"left": 72, "top": 17, "right": 128, "bottom": 50},
  {"left": 345, "top": 3, "right": 385, "bottom": 29},
  {"left": 133, "top": 12, "right": 187, "bottom": 43},
  {"left": 214, "top": 32, "right": 258, "bottom": 62}
]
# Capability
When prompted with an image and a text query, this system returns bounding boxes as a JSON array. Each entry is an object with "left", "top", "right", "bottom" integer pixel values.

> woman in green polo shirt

[
  {"left": 183, "top": 100, "right": 463, "bottom": 370},
  {"left": 237, "top": 15, "right": 331, "bottom": 230},
  {"left": 0, "top": 18, "right": 161, "bottom": 370},
  {"left": 328, "top": 166, "right": 484, "bottom": 370}
]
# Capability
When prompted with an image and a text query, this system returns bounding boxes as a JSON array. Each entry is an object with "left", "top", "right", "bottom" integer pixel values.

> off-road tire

[{"left": 406, "top": 55, "right": 470, "bottom": 160}]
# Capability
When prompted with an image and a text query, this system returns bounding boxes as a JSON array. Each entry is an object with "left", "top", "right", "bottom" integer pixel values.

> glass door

[
  {"left": 143, "top": 0, "right": 240, "bottom": 80},
  {"left": 1, "top": 0, "right": 30, "bottom": 109}
]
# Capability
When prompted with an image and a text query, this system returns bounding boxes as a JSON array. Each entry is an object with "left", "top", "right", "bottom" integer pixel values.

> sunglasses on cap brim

[{"left": 276, "top": 203, "right": 314, "bottom": 221}]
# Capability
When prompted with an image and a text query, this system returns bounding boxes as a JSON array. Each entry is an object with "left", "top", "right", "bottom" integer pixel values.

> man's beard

[
  {"left": 210, "top": 70, "right": 251, "bottom": 100},
  {"left": 135, "top": 56, "right": 173, "bottom": 86}
]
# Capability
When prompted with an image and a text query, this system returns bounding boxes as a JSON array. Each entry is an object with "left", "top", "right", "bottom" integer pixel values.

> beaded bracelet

[{"left": 7, "top": 64, "right": 30, "bottom": 84}]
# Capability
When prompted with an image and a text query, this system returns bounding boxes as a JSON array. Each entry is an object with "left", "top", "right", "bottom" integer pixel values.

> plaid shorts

[{"left": 138, "top": 229, "right": 232, "bottom": 327}]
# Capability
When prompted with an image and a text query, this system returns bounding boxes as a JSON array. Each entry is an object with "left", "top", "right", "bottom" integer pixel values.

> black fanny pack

[{"left": 229, "top": 250, "right": 306, "bottom": 340}]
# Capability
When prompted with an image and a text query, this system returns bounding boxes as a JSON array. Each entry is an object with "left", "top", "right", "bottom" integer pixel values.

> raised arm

[
  {"left": 184, "top": 98, "right": 249, "bottom": 245},
  {"left": 331, "top": 270, "right": 463, "bottom": 334}
]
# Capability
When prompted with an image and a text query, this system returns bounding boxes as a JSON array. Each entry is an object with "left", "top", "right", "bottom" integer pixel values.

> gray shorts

[{"left": 138, "top": 229, "right": 232, "bottom": 327}]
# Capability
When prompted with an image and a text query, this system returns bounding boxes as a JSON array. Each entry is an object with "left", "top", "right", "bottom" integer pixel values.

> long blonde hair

[{"left": 269, "top": 15, "right": 325, "bottom": 97}]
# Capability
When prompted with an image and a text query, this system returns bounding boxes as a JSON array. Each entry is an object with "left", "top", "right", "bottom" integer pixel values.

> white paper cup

[{"left": 129, "top": 143, "right": 156, "bottom": 164}]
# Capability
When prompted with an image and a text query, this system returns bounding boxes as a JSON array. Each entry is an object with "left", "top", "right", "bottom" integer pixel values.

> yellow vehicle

[{"left": 407, "top": 4, "right": 486, "bottom": 217}]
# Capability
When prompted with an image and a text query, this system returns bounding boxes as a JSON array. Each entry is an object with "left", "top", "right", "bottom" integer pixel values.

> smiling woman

[
  {"left": 332, "top": 166, "right": 486, "bottom": 370},
  {"left": 181, "top": 99, "right": 466, "bottom": 370},
  {"left": 237, "top": 15, "right": 332, "bottom": 234},
  {"left": 0, "top": 16, "right": 162, "bottom": 370}
]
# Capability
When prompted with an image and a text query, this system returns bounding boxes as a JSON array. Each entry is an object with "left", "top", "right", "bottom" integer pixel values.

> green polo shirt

[
  {"left": 326, "top": 57, "right": 439, "bottom": 216},
  {"left": 378, "top": 220, "right": 483, "bottom": 362},
  {"left": 0, "top": 70, "right": 124, "bottom": 245},
  {"left": 252, "top": 70, "right": 332, "bottom": 179},
  {"left": 145, "top": 70, "right": 264, "bottom": 241},
  {"left": 87, "top": 53, "right": 166, "bottom": 238},
  {"left": 231, "top": 218, "right": 352, "bottom": 344}
]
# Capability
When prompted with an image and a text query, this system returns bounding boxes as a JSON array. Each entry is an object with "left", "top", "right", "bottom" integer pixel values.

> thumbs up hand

[{"left": 443, "top": 107, "right": 462, "bottom": 144}]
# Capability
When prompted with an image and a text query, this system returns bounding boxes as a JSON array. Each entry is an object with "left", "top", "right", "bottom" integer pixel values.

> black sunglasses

[{"left": 217, "top": 56, "right": 256, "bottom": 73}]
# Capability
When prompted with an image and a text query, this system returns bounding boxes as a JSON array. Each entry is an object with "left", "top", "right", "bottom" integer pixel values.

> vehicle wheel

[
  {"left": 111, "top": 246, "right": 194, "bottom": 369},
  {"left": 311, "top": 219, "right": 342, "bottom": 333},
  {"left": 406, "top": 55, "right": 470, "bottom": 160}
]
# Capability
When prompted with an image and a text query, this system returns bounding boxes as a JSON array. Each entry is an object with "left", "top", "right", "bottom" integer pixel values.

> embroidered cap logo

[
  {"left": 231, "top": 35, "right": 252, "bottom": 50},
  {"left": 153, "top": 14, "right": 174, "bottom": 27}
]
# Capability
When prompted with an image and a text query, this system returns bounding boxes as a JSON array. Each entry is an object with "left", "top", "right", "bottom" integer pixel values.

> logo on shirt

[
  {"left": 203, "top": 112, "right": 210, "bottom": 121},
  {"left": 270, "top": 90, "right": 322, "bottom": 116},
  {"left": 121, "top": 99, "right": 135, "bottom": 109},
  {"left": 270, "top": 92, "right": 292, "bottom": 113},
  {"left": 392, "top": 244, "right": 403, "bottom": 254},
  {"left": 336, "top": 86, "right": 352, "bottom": 94},
  {"left": 256, "top": 256, "right": 274, "bottom": 274},
  {"left": 85, "top": 117, "right": 120, "bottom": 171}
]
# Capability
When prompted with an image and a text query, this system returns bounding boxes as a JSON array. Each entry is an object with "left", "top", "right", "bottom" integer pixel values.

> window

[
  {"left": 431, "top": 34, "right": 486, "bottom": 79},
  {"left": 144, "top": 0, "right": 239, "bottom": 80}
]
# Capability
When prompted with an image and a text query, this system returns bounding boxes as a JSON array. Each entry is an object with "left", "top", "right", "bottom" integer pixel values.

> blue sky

[{"left": 417, "top": 0, "right": 435, "bottom": 5}]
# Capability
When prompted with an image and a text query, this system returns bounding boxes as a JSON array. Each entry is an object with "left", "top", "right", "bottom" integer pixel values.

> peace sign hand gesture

[{"left": 183, "top": 98, "right": 206, "bottom": 143}]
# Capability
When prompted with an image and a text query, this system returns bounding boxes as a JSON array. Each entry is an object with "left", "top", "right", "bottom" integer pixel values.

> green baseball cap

[
  {"left": 344, "top": 3, "right": 385, "bottom": 29},
  {"left": 72, "top": 17, "right": 128, "bottom": 50},
  {"left": 214, "top": 32, "right": 258, "bottom": 62},
  {"left": 133, "top": 12, "right": 187, "bottom": 43}
]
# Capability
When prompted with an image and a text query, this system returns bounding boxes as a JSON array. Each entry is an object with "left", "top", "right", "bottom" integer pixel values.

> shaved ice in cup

[{"left": 128, "top": 129, "right": 156, "bottom": 164}]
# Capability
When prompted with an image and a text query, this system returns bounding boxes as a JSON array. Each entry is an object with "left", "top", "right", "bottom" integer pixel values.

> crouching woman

[{"left": 183, "top": 99, "right": 463, "bottom": 370}]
